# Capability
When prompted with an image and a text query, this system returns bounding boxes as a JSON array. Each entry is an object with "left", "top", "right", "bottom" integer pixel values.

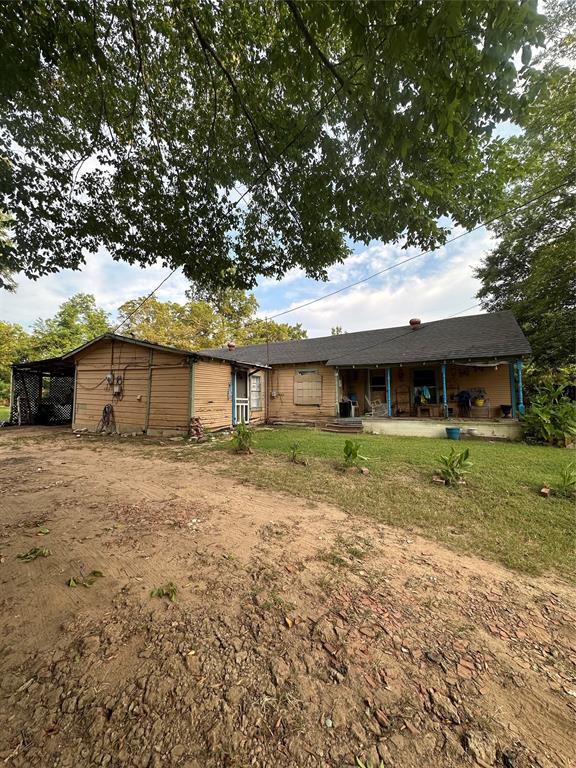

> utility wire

[
  {"left": 266, "top": 179, "right": 572, "bottom": 320},
  {"left": 321, "top": 302, "right": 487, "bottom": 365},
  {"left": 114, "top": 178, "right": 570, "bottom": 335}
]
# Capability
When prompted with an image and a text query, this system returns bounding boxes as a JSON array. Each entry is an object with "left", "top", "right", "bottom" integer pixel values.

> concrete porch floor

[{"left": 360, "top": 417, "right": 522, "bottom": 440}]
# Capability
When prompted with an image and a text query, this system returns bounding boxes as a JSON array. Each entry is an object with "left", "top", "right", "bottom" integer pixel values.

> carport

[{"left": 9, "top": 357, "right": 75, "bottom": 426}]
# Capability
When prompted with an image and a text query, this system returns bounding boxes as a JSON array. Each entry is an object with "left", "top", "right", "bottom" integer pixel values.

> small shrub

[
  {"left": 288, "top": 441, "right": 308, "bottom": 465},
  {"left": 343, "top": 439, "right": 367, "bottom": 467},
  {"left": 437, "top": 447, "right": 473, "bottom": 486},
  {"left": 556, "top": 462, "right": 576, "bottom": 498},
  {"left": 232, "top": 422, "right": 254, "bottom": 453},
  {"left": 289, "top": 441, "right": 301, "bottom": 462},
  {"left": 151, "top": 582, "right": 178, "bottom": 602},
  {"left": 522, "top": 383, "right": 576, "bottom": 447}
]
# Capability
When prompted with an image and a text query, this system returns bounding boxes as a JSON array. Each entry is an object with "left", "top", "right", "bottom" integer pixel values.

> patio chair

[{"left": 364, "top": 395, "right": 387, "bottom": 417}]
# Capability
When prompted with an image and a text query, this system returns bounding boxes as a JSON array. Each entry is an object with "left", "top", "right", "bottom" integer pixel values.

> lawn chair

[{"left": 364, "top": 395, "right": 386, "bottom": 417}]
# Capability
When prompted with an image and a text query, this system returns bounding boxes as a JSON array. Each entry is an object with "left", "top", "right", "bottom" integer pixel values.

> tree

[
  {"left": 30, "top": 294, "right": 111, "bottom": 359},
  {"left": 116, "top": 291, "right": 307, "bottom": 349},
  {"left": 0, "top": 1, "right": 545, "bottom": 292},
  {"left": 331, "top": 326, "right": 345, "bottom": 335},
  {"left": 0, "top": 322, "right": 30, "bottom": 401},
  {"left": 475, "top": 1, "right": 576, "bottom": 368}
]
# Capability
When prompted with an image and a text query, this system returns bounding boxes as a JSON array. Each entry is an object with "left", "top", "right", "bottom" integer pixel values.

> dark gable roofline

[
  {"left": 199, "top": 311, "right": 532, "bottom": 367},
  {"left": 61, "top": 333, "right": 270, "bottom": 369}
]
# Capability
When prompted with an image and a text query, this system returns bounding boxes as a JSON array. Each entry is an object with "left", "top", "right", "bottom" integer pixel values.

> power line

[
  {"left": 114, "top": 171, "right": 570, "bottom": 334},
  {"left": 113, "top": 267, "right": 179, "bottom": 332},
  {"left": 267, "top": 179, "right": 572, "bottom": 320}
]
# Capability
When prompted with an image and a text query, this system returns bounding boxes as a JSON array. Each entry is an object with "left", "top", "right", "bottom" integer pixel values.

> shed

[{"left": 64, "top": 334, "right": 268, "bottom": 435}]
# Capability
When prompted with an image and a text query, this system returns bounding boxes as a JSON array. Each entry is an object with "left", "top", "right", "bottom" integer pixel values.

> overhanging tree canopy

[{"left": 0, "top": 0, "right": 544, "bottom": 292}]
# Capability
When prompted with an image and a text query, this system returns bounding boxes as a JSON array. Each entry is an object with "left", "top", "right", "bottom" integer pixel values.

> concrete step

[{"left": 322, "top": 422, "right": 364, "bottom": 434}]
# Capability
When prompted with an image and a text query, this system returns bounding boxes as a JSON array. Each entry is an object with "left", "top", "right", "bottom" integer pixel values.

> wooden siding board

[
  {"left": 268, "top": 364, "right": 336, "bottom": 421},
  {"left": 72, "top": 338, "right": 192, "bottom": 433},
  {"left": 193, "top": 360, "right": 232, "bottom": 430}
]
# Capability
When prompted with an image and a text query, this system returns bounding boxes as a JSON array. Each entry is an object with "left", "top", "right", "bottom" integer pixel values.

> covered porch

[{"left": 335, "top": 359, "right": 525, "bottom": 421}]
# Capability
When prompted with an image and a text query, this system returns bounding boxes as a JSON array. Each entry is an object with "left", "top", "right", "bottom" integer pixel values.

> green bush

[
  {"left": 232, "top": 422, "right": 254, "bottom": 453},
  {"left": 522, "top": 383, "right": 576, "bottom": 447},
  {"left": 438, "top": 447, "right": 473, "bottom": 486}
]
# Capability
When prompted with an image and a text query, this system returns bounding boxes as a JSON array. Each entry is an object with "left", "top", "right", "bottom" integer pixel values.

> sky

[
  {"left": 0, "top": 223, "right": 494, "bottom": 338},
  {"left": 0, "top": 122, "right": 517, "bottom": 339}
]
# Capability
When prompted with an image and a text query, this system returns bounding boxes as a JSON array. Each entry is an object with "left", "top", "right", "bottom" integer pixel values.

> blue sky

[
  {"left": 0, "top": 119, "right": 520, "bottom": 338},
  {"left": 0, "top": 224, "right": 494, "bottom": 337}
]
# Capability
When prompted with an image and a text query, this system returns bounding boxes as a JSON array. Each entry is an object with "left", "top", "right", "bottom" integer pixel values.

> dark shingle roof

[{"left": 199, "top": 312, "right": 531, "bottom": 367}]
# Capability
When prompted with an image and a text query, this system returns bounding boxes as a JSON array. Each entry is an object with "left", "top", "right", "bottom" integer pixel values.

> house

[
  {"left": 9, "top": 335, "right": 269, "bottom": 435},
  {"left": 199, "top": 311, "right": 531, "bottom": 439},
  {"left": 9, "top": 311, "right": 531, "bottom": 439}
]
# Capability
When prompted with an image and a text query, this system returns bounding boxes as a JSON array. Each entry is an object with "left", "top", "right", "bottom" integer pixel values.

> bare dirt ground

[{"left": 0, "top": 428, "right": 575, "bottom": 768}]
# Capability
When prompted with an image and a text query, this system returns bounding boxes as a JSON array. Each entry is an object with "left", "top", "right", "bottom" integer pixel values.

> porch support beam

[
  {"left": 509, "top": 362, "right": 517, "bottom": 418},
  {"left": 386, "top": 367, "right": 392, "bottom": 417},
  {"left": 334, "top": 368, "right": 340, "bottom": 417},
  {"left": 231, "top": 369, "right": 237, "bottom": 426},
  {"left": 441, "top": 363, "right": 448, "bottom": 418},
  {"left": 517, "top": 358, "right": 525, "bottom": 415}
]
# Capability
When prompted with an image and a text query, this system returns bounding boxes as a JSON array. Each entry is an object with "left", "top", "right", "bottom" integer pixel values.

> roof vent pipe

[
  {"left": 227, "top": 341, "right": 236, "bottom": 351},
  {"left": 409, "top": 318, "right": 421, "bottom": 329}
]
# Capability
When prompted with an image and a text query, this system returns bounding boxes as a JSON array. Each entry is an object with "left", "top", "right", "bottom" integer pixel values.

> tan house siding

[
  {"left": 337, "top": 362, "right": 513, "bottom": 418},
  {"left": 72, "top": 339, "right": 192, "bottom": 434},
  {"left": 193, "top": 359, "right": 233, "bottom": 431},
  {"left": 267, "top": 363, "right": 336, "bottom": 422},
  {"left": 148, "top": 365, "right": 190, "bottom": 433},
  {"left": 448, "top": 364, "right": 512, "bottom": 411}
]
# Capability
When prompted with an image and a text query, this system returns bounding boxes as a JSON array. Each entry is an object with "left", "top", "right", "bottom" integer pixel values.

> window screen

[
  {"left": 250, "top": 375, "right": 262, "bottom": 410},
  {"left": 294, "top": 371, "right": 322, "bottom": 405}
]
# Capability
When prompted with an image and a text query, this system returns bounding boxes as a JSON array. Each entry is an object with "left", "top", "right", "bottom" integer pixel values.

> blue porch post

[
  {"left": 509, "top": 362, "right": 517, "bottom": 418},
  {"left": 441, "top": 363, "right": 448, "bottom": 418},
  {"left": 231, "top": 370, "right": 237, "bottom": 425},
  {"left": 517, "top": 358, "right": 525, "bottom": 415},
  {"left": 386, "top": 367, "right": 392, "bottom": 417}
]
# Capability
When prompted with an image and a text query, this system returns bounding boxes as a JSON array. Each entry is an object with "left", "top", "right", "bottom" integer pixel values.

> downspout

[
  {"left": 187, "top": 358, "right": 195, "bottom": 431},
  {"left": 386, "top": 367, "right": 392, "bottom": 418},
  {"left": 441, "top": 363, "right": 448, "bottom": 418},
  {"left": 71, "top": 362, "right": 78, "bottom": 429},
  {"left": 517, "top": 358, "right": 525, "bottom": 415},
  {"left": 144, "top": 349, "right": 153, "bottom": 433},
  {"left": 509, "top": 361, "right": 517, "bottom": 418},
  {"left": 231, "top": 369, "right": 237, "bottom": 426}
]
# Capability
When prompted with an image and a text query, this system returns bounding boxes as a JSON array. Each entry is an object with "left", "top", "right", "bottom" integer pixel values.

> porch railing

[{"left": 235, "top": 398, "right": 249, "bottom": 424}]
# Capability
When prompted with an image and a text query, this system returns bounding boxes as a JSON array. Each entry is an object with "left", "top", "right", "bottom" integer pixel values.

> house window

[
  {"left": 250, "top": 375, "right": 262, "bottom": 410},
  {"left": 294, "top": 370, "right": 322, "bottom": 405},
  {"left": 370, "top": 372, "right": 388, "bottom": 402}
]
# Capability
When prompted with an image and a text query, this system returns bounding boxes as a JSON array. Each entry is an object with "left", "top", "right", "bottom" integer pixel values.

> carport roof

[{"left": 12, "top": 356, "right": 75, "bottom": 375}]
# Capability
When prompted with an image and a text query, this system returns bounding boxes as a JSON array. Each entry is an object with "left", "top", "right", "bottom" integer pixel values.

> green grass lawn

[
  {"left": 200, "top": 427, "right": 575, "bottom": 581},
  {"left": 0, "top": 405, "right": 10, "bottom": 422}
]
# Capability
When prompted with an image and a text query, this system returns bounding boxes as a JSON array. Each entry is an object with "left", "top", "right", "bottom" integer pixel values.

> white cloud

[
  {"left": 0, "top": 249, "right": 189, "bottom": 329},
  {"left": 261, "top": 227, "right": 495, "bottom": 336},
  {"left": 0, "top": 227, "right": 496, "bottom": 339}
]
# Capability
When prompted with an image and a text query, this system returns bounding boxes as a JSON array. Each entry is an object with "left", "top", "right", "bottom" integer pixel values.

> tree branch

[
  {"left": 188, "top": 11, "right": 270, "bottom": 165},
  {"left": 286, "top": 0, "right": 345, "bottom": 88}
]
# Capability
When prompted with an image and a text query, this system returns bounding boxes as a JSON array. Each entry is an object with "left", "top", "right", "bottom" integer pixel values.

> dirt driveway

[{"left": 0, "top": 428, "right": 575, "bottom": 768}]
